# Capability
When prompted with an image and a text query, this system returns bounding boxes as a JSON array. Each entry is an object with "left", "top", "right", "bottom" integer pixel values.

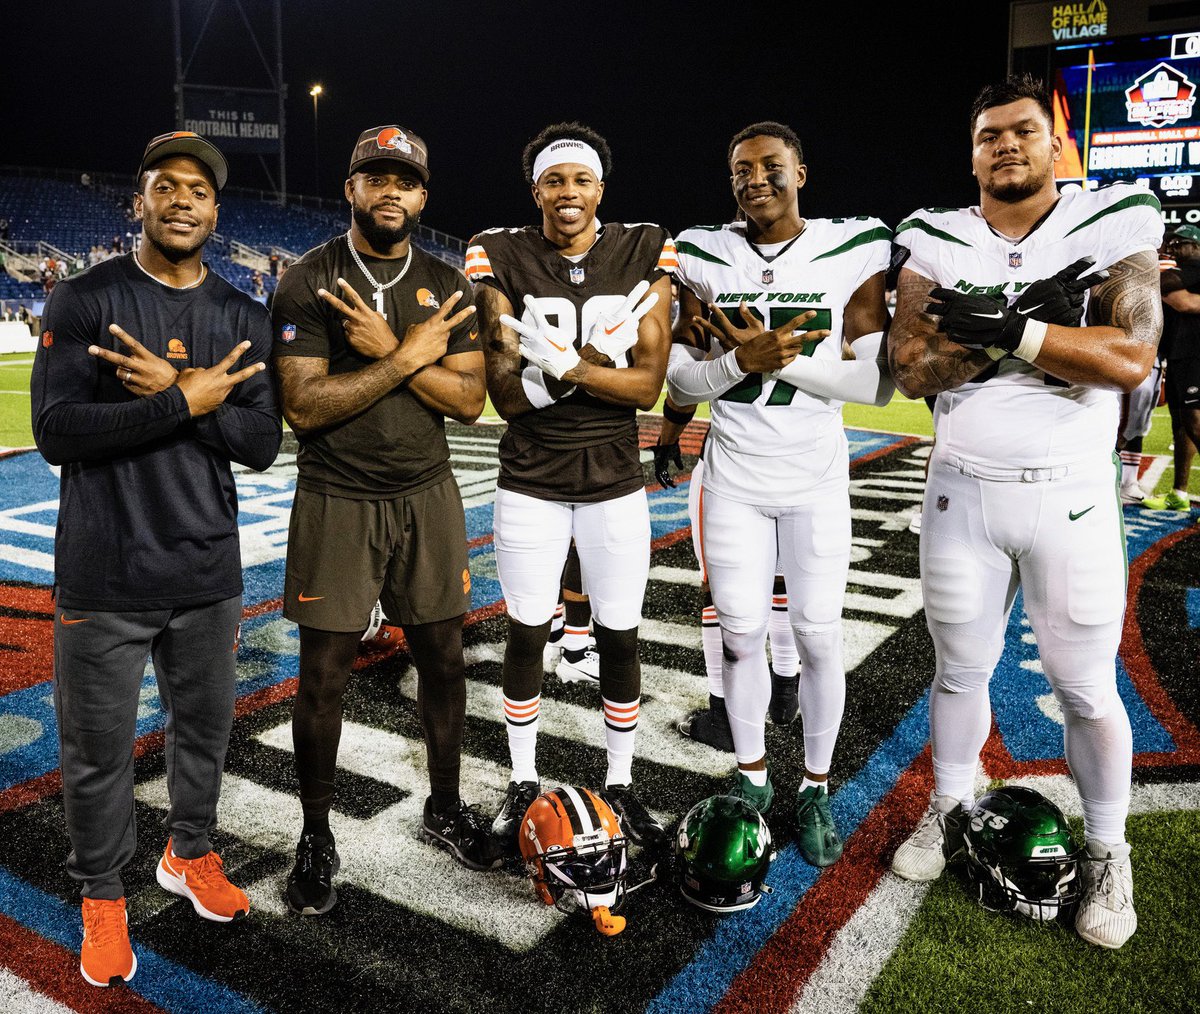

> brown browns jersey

[
  {"left": 466, "top": 222, "right": 674, "bottom": 502},
  {"left": 272, "top": 236, "right": 477, "bottom": 498}
]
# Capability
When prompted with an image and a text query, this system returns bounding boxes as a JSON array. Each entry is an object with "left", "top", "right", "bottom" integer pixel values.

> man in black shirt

[
  {"left": 272, "top": 124, "right": 497, "bottom": 917},
  {"left": 30, "top": 130, "right": 281, "bottom": 988},
  {"left": 1143, "top": 225, "right": 1200, "bottom": 511}
]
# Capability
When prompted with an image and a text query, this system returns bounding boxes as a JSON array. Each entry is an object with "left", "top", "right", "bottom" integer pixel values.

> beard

[
  {"left": 981, "top": 164, "right": 1050, "bottom": 204},
  {"left": 352, "top": 201, "right": 419, "bottom": 251}
]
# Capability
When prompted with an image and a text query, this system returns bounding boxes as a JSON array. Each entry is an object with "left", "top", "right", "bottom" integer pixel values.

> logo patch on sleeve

[
  {"left": 41, "top": 330, "right": 53, "bottom": 348},
  {"left": 281, "top": 323, "right": 297, "bottom": 344}
]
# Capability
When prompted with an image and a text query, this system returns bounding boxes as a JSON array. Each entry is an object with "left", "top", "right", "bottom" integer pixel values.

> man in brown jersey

[
  {"left": 271, "top": 124, "right": 498, "bottom": 916},
  {"left": 466, "top": 122, "right": 675, "bottom": 852}
]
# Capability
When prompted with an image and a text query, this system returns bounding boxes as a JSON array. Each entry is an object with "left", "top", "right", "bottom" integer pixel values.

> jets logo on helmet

[
  {"left": 963, "top": 785, "right": 1081, "bottom": 922},
  {"left": 674, "top": 794, "right": 774, "bottom": 913},
  {"left": 518, "top": 785, "right": 630, "bottom": 936}
]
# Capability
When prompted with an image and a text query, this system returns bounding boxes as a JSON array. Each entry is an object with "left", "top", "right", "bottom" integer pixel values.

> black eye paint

[
  {"left": 766, "top": 171, "right": 789, "bottom": 191},
  {"left": 733, "top": 175, "right": 750, "bottom": 199}
]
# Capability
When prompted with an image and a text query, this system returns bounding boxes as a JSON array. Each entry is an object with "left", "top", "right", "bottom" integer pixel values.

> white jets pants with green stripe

[{"left": 921, "top": 450, "right": 1132, "bottom": 844}]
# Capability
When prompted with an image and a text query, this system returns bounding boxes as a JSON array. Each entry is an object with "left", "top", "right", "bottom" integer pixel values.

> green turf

[
  {"left": 861, "top": 811, "right": 1200, "bottom": 1014},
  {"left": 3, "top": 352, "right": 1196, "bottom": 497}
]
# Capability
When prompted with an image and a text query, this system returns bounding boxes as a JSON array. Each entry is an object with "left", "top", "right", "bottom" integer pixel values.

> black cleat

[
  {"left": 768, "top": 669, "right": 800, "bottom": 726},
  {"left": 601, "top": 783, "right": 666, "bottom": 847},
  {"left": 421, "top": 798, "right": 504, "bottom": 871},
  {"left": 286, "top": 832, "right": 340, "bottom": 916},
  {"left": 491, "top": 780, "right": 541, "bottom": 851},
  {"left": 677, "top": 694, "right": 735, "bottom": 751}
]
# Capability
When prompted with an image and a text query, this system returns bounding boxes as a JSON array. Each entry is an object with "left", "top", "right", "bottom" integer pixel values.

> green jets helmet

[
  {"left": 964, "top": 785, "right": 1081, "bottom": 921},
  {"left": 675, "top": 794, "right": 775, "bottom": 913}
]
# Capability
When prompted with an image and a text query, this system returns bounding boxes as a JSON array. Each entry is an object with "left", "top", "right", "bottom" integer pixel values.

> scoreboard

[{"left": 1011, "top": 1, "right": 1200, "bottom": 227}]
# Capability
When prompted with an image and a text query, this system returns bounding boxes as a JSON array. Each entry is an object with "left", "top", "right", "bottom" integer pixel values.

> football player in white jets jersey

[
  {"left": 666, "top": 121, "right": 893, "bottom": 868},
  {"left": 886, "top": 75, "right": 1163, "bottom": 950}
]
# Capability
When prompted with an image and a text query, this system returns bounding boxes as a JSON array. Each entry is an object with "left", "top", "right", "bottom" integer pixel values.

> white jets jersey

[
  {"left": 674, "top": 218, "right": 891, "bottom": 506},
  {"left": 895, "top": 184, "right": 1163, "bottom": 469}
]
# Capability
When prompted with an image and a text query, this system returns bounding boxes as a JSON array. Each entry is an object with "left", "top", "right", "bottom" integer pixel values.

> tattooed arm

[
  {"left": 888, "top": 266, "right": 994, "bottom": 399},
  {"left": 1026, "top": 249, "right": 1162, "bottom": 393},
  {"left": 475, "top": 284, "right": 540, "bottom": 420}
]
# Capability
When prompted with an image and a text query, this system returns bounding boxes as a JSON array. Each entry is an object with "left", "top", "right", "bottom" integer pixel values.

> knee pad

[
  {"left": 503, "top": 617, "right": 551, "bottom": 700},
  {"left": 1054, "top": 677, "right": 1122, "bottom": 723},
  {"left": 593, "top": 622, "right": 640, "bottom": 701},
  {"left": 933, "top": 663, "right": 991, "bottom": 697},
  {"left": 721, "top": 626, "right": 767, "bottom": 665}
]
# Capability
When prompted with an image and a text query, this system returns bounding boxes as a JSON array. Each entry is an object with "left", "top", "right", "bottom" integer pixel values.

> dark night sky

[{"left": 2, "top": 1, "right": 1014, "bottom": 242}]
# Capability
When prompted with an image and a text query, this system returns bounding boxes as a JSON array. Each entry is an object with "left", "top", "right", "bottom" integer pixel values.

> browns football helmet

[{"left": 519, "top": 785, "right": 630, "bottom": 935}]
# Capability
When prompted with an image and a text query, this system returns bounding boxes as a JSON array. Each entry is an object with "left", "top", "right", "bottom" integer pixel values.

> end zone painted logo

[{"left": 1126, "top": 63, "right": 1196, "bottom": 128}]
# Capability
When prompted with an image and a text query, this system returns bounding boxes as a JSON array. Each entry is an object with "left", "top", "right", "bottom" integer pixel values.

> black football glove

[
  {"left": 926, "top": 288, "right": 1026, "bottom": 351},
  {"left": 1010, "top": 256, "right": 1108, "bottom": 327},
  {"left": 653, "top": 442, "right": 683, "bottom": 488}
]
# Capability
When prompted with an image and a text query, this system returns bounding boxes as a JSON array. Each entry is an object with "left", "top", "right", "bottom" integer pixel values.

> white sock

[
  {"left": 603, "top": 696, "right": 637, "bottom": 786},
  {"left": 741, "top": 768, "right": 768, "bottom": 787},
  {"left": 503, "top": 694, "right": 540, "bottom": 783},
  {"left": 701, "top": 605, "right": 723, "bottom": 697},
  {"left": 799, "top": 776, "right": 827, "bottom": 793}
]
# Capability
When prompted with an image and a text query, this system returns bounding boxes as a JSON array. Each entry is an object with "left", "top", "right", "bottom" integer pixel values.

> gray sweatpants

[{"left": 52, "top": 595, "right": 242, "bottom": 899}]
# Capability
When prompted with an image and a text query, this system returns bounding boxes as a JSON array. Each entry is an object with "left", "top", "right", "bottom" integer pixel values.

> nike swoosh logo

[
  {"left": 1017, "top": 303, "right": 1043, "bottom": 316},
  {"left": 604, "top": 322, "right": 624, "bottom": 336},
  {"left": 297, "top": 593, "right": 324, "bottom": 602},
  {"left": 60, "top": 615, "right": 89, "bottom": 625},
  {"left": 547, "top": 339, "right": 568, "bottom": 352},
  {"left": 1068, "top": 506, "right": 1095, "bottom": 521},
  {"left": 469, "top": 330, "right": 478, "bottom": 341},
  {"left": 972, "top": 309, "right": 1005, "bottom": 320}
]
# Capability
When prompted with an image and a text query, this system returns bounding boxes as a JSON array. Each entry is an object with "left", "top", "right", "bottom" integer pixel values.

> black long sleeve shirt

[{"left": 30, "top": 254, "right": 282, "bottom": 611}]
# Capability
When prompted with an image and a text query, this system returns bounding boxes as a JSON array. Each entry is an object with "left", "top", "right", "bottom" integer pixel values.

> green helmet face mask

[
  {"left": 675, "top": 794, "right": 775, "bottom": 913},
  {"left": 964, "top": 785, "right": 1081, "bottom": 921}
]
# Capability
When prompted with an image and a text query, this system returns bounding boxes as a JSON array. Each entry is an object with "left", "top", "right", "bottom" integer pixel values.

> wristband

[
  {"left": 521, "top": 366, "right": 574, "bottom": 408},
  {"left": 662, "top": 402, "right": 696, "bottom": 426},
  {"left": 1012, "top": 318, "right": 1048, "bottom": 364}
]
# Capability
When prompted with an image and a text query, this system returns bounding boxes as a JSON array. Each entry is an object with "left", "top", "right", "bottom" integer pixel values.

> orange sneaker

[
  {"left": 80, "top": 897, "right": 137, "bottom": 987},
  {"left": 156, "top": 840, "right": 250, "bottom": 922}
]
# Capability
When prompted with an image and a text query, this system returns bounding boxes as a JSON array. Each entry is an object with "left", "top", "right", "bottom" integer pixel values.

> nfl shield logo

[
  {"left": 1008, "top": 250, "right": 1022, "bottom": 268},
  {"left": 569, "top": 265, "right": 585, "bottom": 285},
  {"left": 937, "top": 495, "right": 949, "bottom": 512},
  {"left": 281, "top": 323, "right": 297, "bottom": 344},
  {"left": 762, "top": 269, "right": 774, "bottom": 285}
]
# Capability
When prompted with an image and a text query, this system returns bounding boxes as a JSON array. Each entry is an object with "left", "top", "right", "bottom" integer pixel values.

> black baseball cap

[
  {"left": 349, "top": 125, "right": 429, "bottom": 183},
  {"left": 136, "top": 131, "right": 228, "bottom": 191}
]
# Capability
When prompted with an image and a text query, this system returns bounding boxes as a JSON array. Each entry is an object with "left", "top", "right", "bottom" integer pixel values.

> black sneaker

[
  {"left": 490, "top": 780, "right": 541, "bottom": 851},
  {"left": 677, "top": 694, "right": 734, "bottom": 751},
  {"left": 421, "top": 798, "right": 504, "bottom": 871},
  {"left": 768, "top": 670, "right": 800, "bottom": 726},
  {"left": 286, "top": 832, "right": 340, "bottom": 916},
  {"left": 602, "top": 783, "right": 665, "bottom": 847}
]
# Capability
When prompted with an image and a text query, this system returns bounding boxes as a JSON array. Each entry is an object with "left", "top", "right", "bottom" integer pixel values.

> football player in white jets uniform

[
  {"left": 665, "top": 121, "right": 892, "bottom": 867},
  {"left": 466, "top": 123, "right": 675, "bottom": 850},
  {"left": 886, "top": 75, "right": 1162, "bottom": 951}
]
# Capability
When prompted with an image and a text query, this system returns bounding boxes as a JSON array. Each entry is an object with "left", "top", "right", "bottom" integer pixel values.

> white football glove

[
  {"left": 501, "top": 295, "right": 581, "bottom": 381},
  {"left": 585, "top": 279, "right": 659, "bottom": 361}
]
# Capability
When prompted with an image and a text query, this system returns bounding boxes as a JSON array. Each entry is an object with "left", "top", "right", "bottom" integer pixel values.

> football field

[{"left": 1, "top": 353, "right": 1198, "bottom": 1013}]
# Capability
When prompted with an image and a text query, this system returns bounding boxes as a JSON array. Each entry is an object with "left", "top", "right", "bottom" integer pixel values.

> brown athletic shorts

[{"left": 283, "top": 475, "right": 471, "bottom": 631}]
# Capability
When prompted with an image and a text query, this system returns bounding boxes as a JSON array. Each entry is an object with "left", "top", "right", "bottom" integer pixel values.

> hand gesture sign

[
  {"left": 585, "top": 279, "right": 660, "bottom": 361},
  {"left": 694, "top": 302, "right": 764, "bottom": 352},
  {"left": 733, "top": 308, "right": 829, "bottom": 373},
  {"left": 398, "top": 289, "right": 476, "bottom": 371},
  {"left": 501, "top": 294, "right": 581, "bottom": 380},
  {"left": 318, "top": 278, "right": 401, "bottom": 359},
  {"left": 174, "top": 340, "right": 267, "bottom": 417},
  {"left": 1011, "top": 256, "right": 1108, "bottom": 328},
  {"left": 89, "top": 324, "right": 180, "bottom": 397}
]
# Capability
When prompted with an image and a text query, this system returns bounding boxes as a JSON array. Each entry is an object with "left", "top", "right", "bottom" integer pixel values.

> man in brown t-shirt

[{"left": 271, "top": 124, "right": 497, "bottom": 916}]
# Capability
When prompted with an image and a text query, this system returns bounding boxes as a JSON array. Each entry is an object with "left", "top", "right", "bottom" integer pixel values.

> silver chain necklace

[
  {"left": 345, "top": 232, "right": 412, "bottom": 320},
  {"left": 132, "top": 250, "right": 206, "bottom": 289}
]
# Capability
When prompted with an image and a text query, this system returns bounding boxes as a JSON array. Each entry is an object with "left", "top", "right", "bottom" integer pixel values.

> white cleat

[
  {"left": 1120, "top": 482, "right": 1149, "bottom": 506},
  {"left": 891, "top": 792, "right": 965, "bottom": 882},
  {"left": 1075, "top": 839, "right": 1137, "bottom": 949},
  {"left": 556, "top": 648, "right": 600, "bottom": 685},
  {"left": 542, "top": 636, "right": 563, "bottom": 672}
]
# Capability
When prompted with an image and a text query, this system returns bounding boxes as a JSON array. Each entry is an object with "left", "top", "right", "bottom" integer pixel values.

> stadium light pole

[{"left": 310, "top": 84, "right": 323, "bottom": 197}]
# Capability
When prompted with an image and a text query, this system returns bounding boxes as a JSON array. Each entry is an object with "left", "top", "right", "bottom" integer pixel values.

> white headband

[{"left": 532, "top": 139, "right": 604, "bottom": 183}]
